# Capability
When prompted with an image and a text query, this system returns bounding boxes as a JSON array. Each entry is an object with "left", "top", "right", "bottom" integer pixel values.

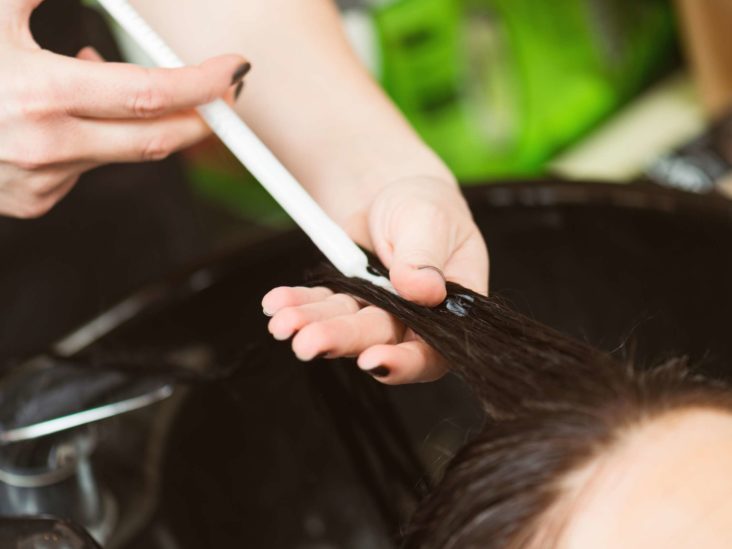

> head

[
  {"left": 404, "top": 361, "right": 732, "bottom": 549},
  {"left": 311, "top": 270, "right": 732, "bottom": 549}
]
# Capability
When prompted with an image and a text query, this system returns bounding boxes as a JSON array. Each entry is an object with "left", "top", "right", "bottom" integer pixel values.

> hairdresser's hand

[
  {"left": 262, "top": 177, "right": 489, "bottom": 384},
  {"left": 0, "top": 0, "right": 249, "bottom": 218}
]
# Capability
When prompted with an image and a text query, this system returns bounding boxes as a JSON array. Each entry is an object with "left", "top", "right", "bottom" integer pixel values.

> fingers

[
  {"left": 74, "top": 47, "right": 244, "bottom": 105},
  {"left": 262, "top": 286, "right": 335, "bottom": 315},
  {"left": 387, "top": 203, "right": 452, "bottom": 306},
  {"left": 72, "top": 110, "right": 211, "bottom": 163},
  {"left": 0, "top": 109, "right": 207, "bottom": 168},
  {"left": 261, "top": 285, "right": 447, "bottom": 385},
  {"left": 357, "top": 341, "right": 448, "bottom": 385},
  {"left": 290, "top": 306, "right": 405, "bottom": 361},
  {"left": 61, "top": 53, "right": 249, "bottom": 119},
  {"left": 63, "top": 46, "right": 241, "bottom": 164},
  {"left": 264, "top": 286, "right": 403, "bottom": 359},
  {"left": 0, "top": 170, "right": 81, "bottom": 218},
  {"left": 267, "top": 293, "right": 361, "bottom": 341},
  {"left": 39, "top": 173, "right": 79, "bottom": 211}
]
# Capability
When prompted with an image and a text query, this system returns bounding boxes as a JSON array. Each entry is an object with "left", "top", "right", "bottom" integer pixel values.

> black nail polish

[
  {"left": 234, "top": 80, "right": 245, "bottom": 101},
  {"left": 366, "top": 366, "right": 390, "bottom": 378},
  {"left": 231, "top": 62, "right": 252, "bottom": 85}
]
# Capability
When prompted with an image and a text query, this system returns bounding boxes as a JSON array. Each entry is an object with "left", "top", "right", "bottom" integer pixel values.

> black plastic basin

[{"left": 6, "top": 181, "right": 732, "bottom": 548}]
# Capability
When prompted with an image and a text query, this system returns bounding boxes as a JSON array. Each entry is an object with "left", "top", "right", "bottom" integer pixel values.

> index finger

[{"left": 57, "top": 53, "right": 249, "bottom": 119}]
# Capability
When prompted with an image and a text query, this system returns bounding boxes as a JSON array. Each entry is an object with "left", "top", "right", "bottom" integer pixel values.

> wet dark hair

[{"left": 310, "top": 270, "right": 732, "bottom": 549}]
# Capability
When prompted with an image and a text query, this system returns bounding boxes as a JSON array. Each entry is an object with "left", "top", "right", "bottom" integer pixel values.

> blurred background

[
  {"left": 103, "top": 0, "right": 727, "bottom": 230},
  {"left": 6, "top": 2, "right": 732, "bottom": 548}
]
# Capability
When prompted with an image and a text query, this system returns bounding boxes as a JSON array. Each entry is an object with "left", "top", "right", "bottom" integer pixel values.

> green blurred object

[
  {"left": 372, "top": 0, "right": 677, "bottom": 181},
  {"left": 184, "top": 0, "right": 677, "bottom": 221},
  {"left": 190, "top": 164, "right": 292, "bottom": 227}
]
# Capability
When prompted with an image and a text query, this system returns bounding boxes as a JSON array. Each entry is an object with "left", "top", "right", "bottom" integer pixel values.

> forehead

[{"left": 557, "top": 409, "right": 732, "bottom": 549}]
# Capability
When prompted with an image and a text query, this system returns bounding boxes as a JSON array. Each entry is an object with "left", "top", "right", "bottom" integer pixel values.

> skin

[
  {"left": 3, "top": 1, "right": 727, "bottom": 385},
  {"left": 0, "top": 0, "right": 247, "bottom": 218},
  {"left": 558, "top": 409, "right": 732, "bottom": 549},
  {"left": 1, "top": 0, "right": 488, "bottom": 383},
  {"left": 131, "top": 0, "right": 489, "bottom": 383}
]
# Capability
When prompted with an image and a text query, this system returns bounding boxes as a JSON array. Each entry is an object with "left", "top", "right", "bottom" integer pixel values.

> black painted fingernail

[
  {"left": 417, "top": 265, "right": 446, "bottom": 280},
  {"left": 231, "top": 62, "right": 252, "bottom": 85},
  {"left": 234, "top": 80, "right": 245, "bottom": 101},
  {"left": 366, "top": 366, "right": 390, "bottom": 378}
]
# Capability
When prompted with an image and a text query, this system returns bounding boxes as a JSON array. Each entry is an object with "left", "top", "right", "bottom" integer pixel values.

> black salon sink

[{"left": 2, "top": 181, "right": 732, "bottom": 548}]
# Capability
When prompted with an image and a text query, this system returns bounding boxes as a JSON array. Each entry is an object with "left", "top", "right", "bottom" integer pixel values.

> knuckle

[
  {"left": 404, "top": 247, "right": 437, "bottom": 264},
  {"left": 18, "top": 197, "right": 53, "bottom": 219},
  {"left": 129, "top": 72, "right": 168, "bottom": 117},
  {"left": 363, "top": 307, "right": 400, "bottom": 343},
  {"left": 28, "top": 177, "right": 54, "bottom": 196},
  {"left": 300, "top": 322, "right": 330, "bottom": 346},
  {"left": 140, "top": 134, "right": 174, "bottom": 161},
  {"left": 12, "top": 153, "right": 44, "bottom": 172},
  {"left": 394, "top": 198, "right": 444, "bottom": 225},
  {"left": 12, "top": 85, "right": 56, "bottom": 122},
  {"left": 278, "top": 307, "right": 308, "bottom": 329},
  {"left": 15, "top": 99, "right": 46, "bottom": 122},
  {"left": 416, "top": 200, "right": 449, "bottom": 224},
  {"left": 328, "top": 293, "right": 359, "bottom": 313},
  {"left": 11, "top": 144, "right": 54, "bottom": 171}
]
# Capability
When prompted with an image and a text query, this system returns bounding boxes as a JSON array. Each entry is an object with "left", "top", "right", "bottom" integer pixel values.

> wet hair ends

[
  {"left": 309, "top": 269, "right": 615, "bottom": 420},
  {"left": 308, "top": 269, "right": 732, "bottom": 549}
]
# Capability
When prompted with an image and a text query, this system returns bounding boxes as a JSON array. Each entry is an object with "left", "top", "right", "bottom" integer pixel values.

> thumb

[{"left": 387, "top": 206, "right": 451, "bottom": 307}]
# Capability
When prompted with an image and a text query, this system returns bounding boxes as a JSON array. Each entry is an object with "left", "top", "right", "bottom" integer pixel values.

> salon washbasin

[{"left": 2, "top": 181, "right": 732, "bottom": 548}]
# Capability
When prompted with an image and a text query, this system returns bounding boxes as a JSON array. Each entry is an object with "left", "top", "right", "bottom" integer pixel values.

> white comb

[{"left": 95, "top": 0, "right": 395, "bottom": 292}]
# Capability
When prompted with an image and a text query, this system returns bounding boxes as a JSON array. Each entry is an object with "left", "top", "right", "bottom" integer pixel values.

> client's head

[
  {"left": 404, "top": 361, "right": 732, "bottom": 549},
  {"left": 310, "top": 270, "right": 732, "bottom": 549}
]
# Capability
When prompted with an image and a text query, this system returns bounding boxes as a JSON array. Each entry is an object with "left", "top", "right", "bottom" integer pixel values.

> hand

[
  {"left": 262, "top": 177, "right": 489, "bottom": 384},
  {"left": 0, "top": 0, "right": 249, "bottom": 218}
]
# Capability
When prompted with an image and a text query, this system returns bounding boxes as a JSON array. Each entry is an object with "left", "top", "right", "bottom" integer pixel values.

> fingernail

[
  {"left": 234, "top": 80, "right": 245, "bottom": 101},
  {"left": 417, "top": 265, "right": 446, "bottom": 280},
  {"left": 231, "top": 62, "right": 252, "bottom": 85},
  {"left": 366, "top": 366, "right": 390, "bottom": 378},
  {"left": 312, "top": 352, "right": 330, "bottom": 361},
  {"left": 262, "top": 308, "right": 273, "bottom": 318}
]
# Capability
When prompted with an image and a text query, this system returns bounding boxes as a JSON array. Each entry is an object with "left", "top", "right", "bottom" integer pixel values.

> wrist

[{"left": 305, "top": 139, "right": 457, "bottom": 229}]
